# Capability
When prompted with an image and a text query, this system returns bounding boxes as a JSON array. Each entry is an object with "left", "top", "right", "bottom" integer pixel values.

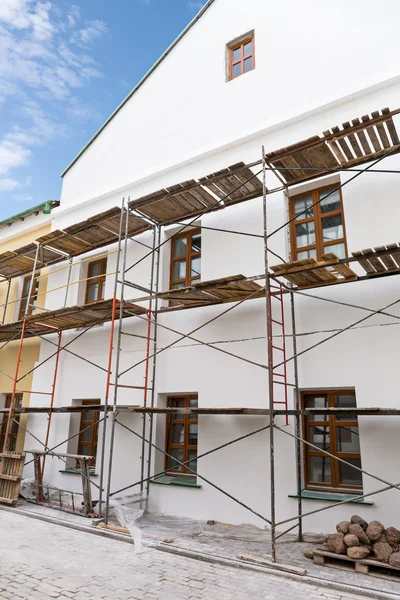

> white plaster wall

[
  {"left": 24, "top": 79, "right": 400, "bottom": 532},
  {"left": 0, "top": 211, "right": 52, "bottom": 245},
  {"left": 60, "top": 0, "right": 400, "bottom": 209}
]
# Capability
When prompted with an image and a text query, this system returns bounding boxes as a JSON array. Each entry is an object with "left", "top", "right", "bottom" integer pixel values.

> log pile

[{"left": 324, "top": 515, "right": 400, "bottom": 567}]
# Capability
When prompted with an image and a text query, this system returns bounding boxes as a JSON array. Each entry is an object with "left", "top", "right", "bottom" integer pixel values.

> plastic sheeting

[{"left": 109, "top": 493, "right": 203, "bottom": 553}]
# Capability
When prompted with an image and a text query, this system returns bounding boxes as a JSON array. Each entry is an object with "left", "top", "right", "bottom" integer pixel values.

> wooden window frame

[
  {"left": 76, "top": 400, "right": 100, "bottom": 467},
  {"left": 169, "top": 228, "right": 201, "bottom": 290},
  {"left": 227, "top": 32, "right": 255, "bottom": 81},
  {"left": 289, "top": 184, "right": 348, "bottom": 261},
  {"left": 0, "top": 394, "right": 23, "bottom": 452},
  {"left": 227, "top": 33, "right": 255, "bottom": 81},
  {"left": 302, "top": 389, "right": 362, "bottom": 494},
  {"left": 165, "top": 395, "right": 198, "bottom": 477},
  {"left": 85, "top": 258, "right": 107, "bottom": 304},
  {"left": 18, "top": 274, "right": 39, "bottom": 320}
]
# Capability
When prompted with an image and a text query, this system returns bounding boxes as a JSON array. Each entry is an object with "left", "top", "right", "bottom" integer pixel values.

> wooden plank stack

[{"left": 0, "top": 452, "right": 25, "bottom": 505}]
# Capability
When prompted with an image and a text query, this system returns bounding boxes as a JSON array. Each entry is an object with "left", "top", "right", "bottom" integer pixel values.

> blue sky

[{"left": 0, "top": 0, "right": 206, "bottom": 220}]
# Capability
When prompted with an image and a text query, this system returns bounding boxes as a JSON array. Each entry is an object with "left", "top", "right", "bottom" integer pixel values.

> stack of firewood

[{"left": 324, "top": 515, "right": 400, "bottom": 566}]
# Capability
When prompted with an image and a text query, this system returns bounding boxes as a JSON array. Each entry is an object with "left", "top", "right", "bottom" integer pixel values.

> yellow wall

[{"left": 0, "top": 223, "right": 51, "bottom": 451}]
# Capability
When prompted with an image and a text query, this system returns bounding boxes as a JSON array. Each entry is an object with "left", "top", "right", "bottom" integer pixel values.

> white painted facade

[{"left": 16, "top": 0, "right": 400, "bottom": 533}]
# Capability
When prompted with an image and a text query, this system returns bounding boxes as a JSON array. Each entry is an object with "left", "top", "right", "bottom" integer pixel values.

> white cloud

[
  {"left": 67, "top": 5, "right": 80, "bottom": 28},
  {"left": 15, "top": 192, "right": 33, "bottom": 202},
  {"left": 120, "top": 78, "right": 132, "bottom": 88},
  {"left": 0, "top": 176, "right": 24, "bottom": 191},
  {"left": 70, "top": 19, "right": 107, "bottom": 47},
  {"left": 187, "top": 1, "right": 205, "bottom": 10},
  {"left": 0, "top": 140, "right": 31, "bottom": 175},
  {"left": 0, "top": 0, "right": 31, "bottom": 30},
  {"left": 0, "top": 1, "right": 108, "bottom": 195},
  {"left": 0, "top": 0, "right": 55, "bottom": 40},
  {"left": 29, "top": 1, "right": 54, "bottom": 41}
]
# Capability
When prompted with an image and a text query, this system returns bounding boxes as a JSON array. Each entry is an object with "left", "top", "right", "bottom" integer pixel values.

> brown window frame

[
  {"left": 227, "top": 32, "right": 255, "bottom": 81},
  {"left": 0, "top": 394, "right": 23, "bottom": 452},
  {"left": 19, "top": 274, "right": 39, "bottom": 320},
  {"left": 302, "top": 389, "right": 362, "bottom": 494},
  {"left": 289, "top": 184, "right": 348, "bottom": 262},
  {"left": 76, "top": 400, "right": 100, "bottom": 467},
  {"left": 165, "top": 395, "right": 198, "bottom": 477},
  {"left": 85, "top": 257, "right": 107, "bottom": 304},
  {"left": 169, "top": 228, "right": 201, "bottom": 290}
]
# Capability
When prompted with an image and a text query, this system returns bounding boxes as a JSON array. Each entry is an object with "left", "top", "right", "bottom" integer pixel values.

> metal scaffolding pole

[
  {"left": 145, "top": 225, "right": 160, "bottom": 508},
  {"left": 2, "top": 278, "right": 11, "bottom": 325},
  {"left": 98, "top": 199, "right": 126, "bottom": 518},
  {"left": 114, "top": 422, "right": 270, "bottom": 498},
  {"left": 262, "top": 147, "right": 276, "bottom": 561},
  {"left": 139, "top": 225, "right": 157, "bottom": 502},
  {"left": 104, "top": 204, "right": 130, "bottom": 523},
  {"left": 3, "top": 243, "right": 40, "bottom": 453},
  {"left": 63, "top": 259, "right": 73, "bottom": 307},
  {"left": 115, "top": 418, "right": 271, "bottom": 526},
  {"left": 2, "top": 128, "right": 400, "bottom": 572},
  {"left": 42, "top": 331, "right": 63, "bottom": 477},
  {"left": 290, "top": 289, "right": 302, "bottom": 542}
]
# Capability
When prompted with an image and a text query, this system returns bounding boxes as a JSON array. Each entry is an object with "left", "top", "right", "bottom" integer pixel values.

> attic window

[{"left": 227, "top": 32, "right": 255, "bottom": 81}]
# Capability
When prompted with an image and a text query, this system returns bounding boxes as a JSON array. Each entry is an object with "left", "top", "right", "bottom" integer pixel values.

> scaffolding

[{"left": 1, "top": 106, "right": 400, "bottom": 565}]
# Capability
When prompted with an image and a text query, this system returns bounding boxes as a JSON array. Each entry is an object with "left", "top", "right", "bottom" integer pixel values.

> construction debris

[{"left": 306, "top": 515, "right": 400, "bottom": 568}]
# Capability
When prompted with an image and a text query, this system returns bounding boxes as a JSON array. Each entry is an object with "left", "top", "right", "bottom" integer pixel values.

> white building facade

[{"left": 19, "top": 0, "right": 400, "bottom": 534}]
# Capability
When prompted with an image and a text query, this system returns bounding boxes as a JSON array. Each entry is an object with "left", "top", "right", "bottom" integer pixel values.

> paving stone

[{"left": 0, "top": 510, "right": 383, "bottom": 600}]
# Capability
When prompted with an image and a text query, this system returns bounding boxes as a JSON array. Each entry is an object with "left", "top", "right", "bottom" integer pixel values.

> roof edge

[
  {"left": 0, "top": 200, "right": 60, "bottom": 229},
  {"left": 61, "top": 0, "right": 217, "bottom": 179}
]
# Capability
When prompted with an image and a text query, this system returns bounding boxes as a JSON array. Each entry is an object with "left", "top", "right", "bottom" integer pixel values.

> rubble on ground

[{"left": 305, "top": 515, "right": 400, "bottom": 566}]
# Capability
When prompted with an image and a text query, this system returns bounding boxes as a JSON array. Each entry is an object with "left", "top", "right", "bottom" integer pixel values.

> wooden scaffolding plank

[
  {"left": 373, "top": 245, "right": 400, "bottom": 271},
  {"left": 320, "top": 254, "right": 358, "bottom": 279},
  {"left": 352, "top": 250, "right": 376, "bottom": 275}
]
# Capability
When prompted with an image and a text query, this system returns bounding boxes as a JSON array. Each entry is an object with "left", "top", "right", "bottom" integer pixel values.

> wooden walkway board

[
  {"left": 352, "top": 244, "right": 400, "bottom": 275},
  {"left": 0, "top": 452, "right": 25, "bottom": 505},
  {"left": 313, "top": 549, "right": 400, "bottom": 580},
  {"left": 130, "top": 162, "right": 263, "bottom": 224},
  {"left": 272, "top": 243, "right": 400, "bottom": 289},
  {"left": 271, "top": 255, "right": 357, "bottom": 289},
  {"left": 265, "top": 107, "right": 400, "bottom": 185},
  {"left": 159, "top": 274, "right": 265, "bottom": 307},
  {"left": 0, "top": 164, "right": 262, "bottom": 280},
  {"left": 0, "top": 298, "right": 145, "bottom": 343}
]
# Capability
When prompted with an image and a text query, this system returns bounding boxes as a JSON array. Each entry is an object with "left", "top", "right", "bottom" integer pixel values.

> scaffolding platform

[
  {"left": 2, "top": 105, "right": 400, "bottom": 568},
  {"left": 158, "top": 274, "right": 265, "bottom": 308},
  {"left": 271, "top": 243, "right": 400, "bottom": 289},
  {"left": 265, "top": 107, "right": 400, "bottom": 186},
  {"left": 0, "top": 299, "right": 145, "bottom": 342}
]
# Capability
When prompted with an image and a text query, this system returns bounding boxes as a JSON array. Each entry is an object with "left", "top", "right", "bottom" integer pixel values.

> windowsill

[
  {"left": 59, "top": 469, "right": 98, "bottom": 477},
  {"left": 289, "top": 490, "right": 373, "bottom": 505},
  {"left": 150, "top": 475, "right": 201, "bottom": 489}
]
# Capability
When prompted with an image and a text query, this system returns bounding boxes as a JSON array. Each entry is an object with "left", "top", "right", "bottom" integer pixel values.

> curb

[{"left": 1, "top": 505, "right": 399, "bottom": 600}]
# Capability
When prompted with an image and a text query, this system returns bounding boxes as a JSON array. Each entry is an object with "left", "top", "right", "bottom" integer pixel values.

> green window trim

[
  {"left": 59, "top": 469, "right": 98, "bottom": 477},
  {"left": 289, "top": 490, "right": 373, "bottom": 505},
  {"left": 150, "top": 475, "right": 201, "bottom": 488}
]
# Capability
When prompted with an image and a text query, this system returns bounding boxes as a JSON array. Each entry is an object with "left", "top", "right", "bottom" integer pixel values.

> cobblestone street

[{"left": 0, "top": 511, "right": 382, "bottom": 600}]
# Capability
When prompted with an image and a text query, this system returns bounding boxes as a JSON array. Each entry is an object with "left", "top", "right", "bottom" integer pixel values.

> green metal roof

[
  {"left": 61, "top": 0, "right": 216, "bottom": 178},
  {"left": 0, "top": 200, "right": 60, "bottom": 229}
]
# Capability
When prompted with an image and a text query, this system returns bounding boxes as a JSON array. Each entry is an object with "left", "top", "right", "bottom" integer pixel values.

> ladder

[{"left": 268, "top": 283, "right": 289, "bottom": 425}]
